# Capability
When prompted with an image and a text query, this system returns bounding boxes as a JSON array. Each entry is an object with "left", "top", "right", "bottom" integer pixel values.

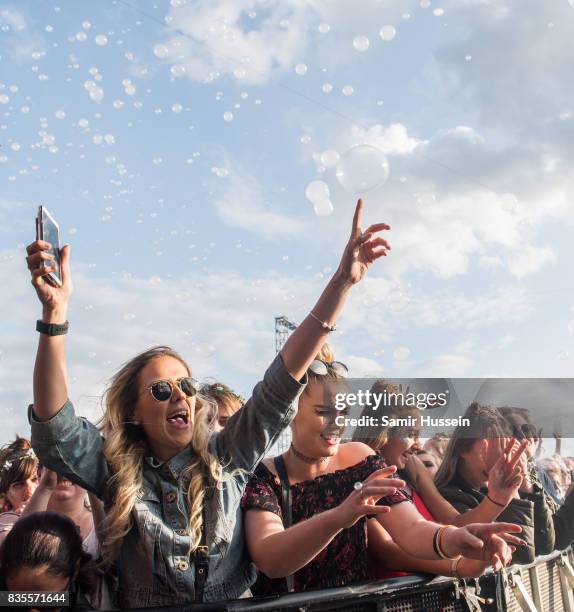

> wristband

[
  {"left": 36, "top": 320, "right": 69, "bottom": 336},
  {"left": 486, "top": 493, "right": 506, "bottom": 508}
]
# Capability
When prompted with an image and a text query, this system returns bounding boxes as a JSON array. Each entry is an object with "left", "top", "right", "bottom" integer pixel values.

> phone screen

[{"left": 41, "top": 209, "right": 62, "bottom": 283}]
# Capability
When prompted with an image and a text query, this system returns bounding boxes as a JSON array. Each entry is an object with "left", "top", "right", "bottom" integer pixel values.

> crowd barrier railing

[{"left": 126, "top": 546, "right": 574, "bottom": 612}]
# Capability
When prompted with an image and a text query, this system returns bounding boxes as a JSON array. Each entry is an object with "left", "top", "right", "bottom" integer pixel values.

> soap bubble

[
  {"left": 0, "top": 94, "right": 10, "bottom": 104},
  {"left": 320, "top": 150, "right": 340, "bottom": 168},
  {"left": 335, "top": 145, "right": 389, "bottom": 194},
  {"left": 342, "top": 85, "right": 354, "bottom": 96},
  {"left": 223, "top": 111, "right": 234, "bottom": 122},
  {"left": 170, "top": 64, "right": 186, "bottom": 77},
  {"left": 322, "top": 83, "right": 333, "bottom": 93},
  {"left": 318, "top": 22, "right": 330, "bottom": 34},
  {"left": 305, "top": 180, "right": 333, "bottom": 216},
  {"left": 312, "top": 199, "right": 334, "bottom": 216},
  {"left": 154, "top": 44, "right": 169, "bottom": 58},
  {"left": 295, "top": 63, "right": 308, "bottom": 75},
  {"left": 95, "top": 34, "right": 108, "bottom": 46},
  {"left": 76, "top": 31, "right": 87, "bottom": 42},
  {"left": 171, "top": 103, "right": 183, "bottom": 113},
  {"left": 433, "top": 8, "right": 444, "bottom": 16},
  {"left": 353, "top": 35, "right": 369, "bottom": 52},
  {"left": 393, "top": 347, "right": 410, "bottom": 361},
  {"left": 380, "top": 25, "right": 396, "bottom": 41}
]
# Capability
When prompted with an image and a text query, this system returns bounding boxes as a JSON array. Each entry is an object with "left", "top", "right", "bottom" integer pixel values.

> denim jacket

[{"left": 30, "top": 353, "right": 306, "bottom": 608}]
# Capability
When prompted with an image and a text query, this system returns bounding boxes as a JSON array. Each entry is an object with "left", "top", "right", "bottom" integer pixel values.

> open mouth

[
  {"left": 321, "top": 433, "right": 341, "bottom": 446},
  {"left": 167, "top": 409, "right": 190, "bottom": 429}
]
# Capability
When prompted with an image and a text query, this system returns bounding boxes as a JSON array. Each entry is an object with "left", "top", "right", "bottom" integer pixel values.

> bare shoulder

[
  {"left": 260, "top": 456, "right": 278, "bottom": 476},
  {"left": 338, "top": 441, "right": 376, "bottom": 467}
]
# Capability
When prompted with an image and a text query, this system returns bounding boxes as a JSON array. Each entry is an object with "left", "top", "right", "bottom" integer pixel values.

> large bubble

[{"left": 335, "top": 145, "right": 389, "bottom": 194}]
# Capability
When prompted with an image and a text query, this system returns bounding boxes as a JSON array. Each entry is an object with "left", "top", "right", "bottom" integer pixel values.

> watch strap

[{"left": 36, "top": 320, "right": 69, "bottom": 336}]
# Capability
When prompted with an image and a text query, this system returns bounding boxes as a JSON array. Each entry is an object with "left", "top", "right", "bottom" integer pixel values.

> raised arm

[
  {"left": 26, "top": 241, "right": 72, "bottom": 421},
  {"left": 280, "top": 198, "right": 390, "bottom": 381}
]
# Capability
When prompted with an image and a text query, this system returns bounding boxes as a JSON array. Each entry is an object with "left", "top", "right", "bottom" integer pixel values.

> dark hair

[
  {"left": 0, "top": 511, "right": 96, "bottom": 595},
  {"left": 0, "top": 437, "right": 38, "bottom": 506}
]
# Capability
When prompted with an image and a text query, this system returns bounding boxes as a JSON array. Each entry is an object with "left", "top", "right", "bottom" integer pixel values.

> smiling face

[
  {"left": 381, "top": 425, "right": 420, "bottom": 470},
  {"left": 132, "top": 355, "right": 197, "bottom": 462},
  {"left": 291, "top": 379, "right": 345, "bottom": 459}
]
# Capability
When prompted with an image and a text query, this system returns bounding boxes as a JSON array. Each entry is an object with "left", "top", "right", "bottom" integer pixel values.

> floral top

[{"left": 241, "top": 453, "right": 410, "bottom": 595}]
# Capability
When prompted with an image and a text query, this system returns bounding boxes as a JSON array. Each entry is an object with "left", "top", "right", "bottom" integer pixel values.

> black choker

[{"left": 289, "top": 443, "right": 327, "bottom": 465}]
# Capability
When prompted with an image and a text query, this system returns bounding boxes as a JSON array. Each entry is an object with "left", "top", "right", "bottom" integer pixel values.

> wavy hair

[{"left": 98, "top": 346, "right": 223, "bottom": 566}]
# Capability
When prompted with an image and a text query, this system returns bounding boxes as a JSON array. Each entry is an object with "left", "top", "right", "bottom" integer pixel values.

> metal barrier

[{"left": 126, "top": 547, "right": 574, "bottom": 612}]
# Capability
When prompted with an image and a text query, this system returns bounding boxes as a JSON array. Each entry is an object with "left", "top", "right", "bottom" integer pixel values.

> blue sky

[{"left": 1, "top": 0, "right": 574, "bottom": 449}]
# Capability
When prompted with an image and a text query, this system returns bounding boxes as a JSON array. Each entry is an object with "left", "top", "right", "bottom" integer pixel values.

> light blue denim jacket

[{"left": 30, "top": 353, "right": 306, "bottom": 608}]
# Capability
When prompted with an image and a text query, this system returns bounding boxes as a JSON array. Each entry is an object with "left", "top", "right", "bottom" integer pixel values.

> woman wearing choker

[{"left": 241, "top": 349, "right": 524, "bottom": 596}]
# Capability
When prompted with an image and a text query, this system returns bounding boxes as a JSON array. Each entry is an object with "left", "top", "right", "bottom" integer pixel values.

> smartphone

[{"left": 35, "top": 206, "right": 62, "bottom": 287}]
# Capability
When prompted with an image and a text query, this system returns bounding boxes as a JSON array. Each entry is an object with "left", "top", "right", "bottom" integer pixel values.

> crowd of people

[{"left": 1, "top": 200, "right": 573, "bottom": 610}]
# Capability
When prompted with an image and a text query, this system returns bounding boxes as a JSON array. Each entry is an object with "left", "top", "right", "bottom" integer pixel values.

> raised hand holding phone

[{"left": 26, "top": 207, "right": 72, "bottom": 324}]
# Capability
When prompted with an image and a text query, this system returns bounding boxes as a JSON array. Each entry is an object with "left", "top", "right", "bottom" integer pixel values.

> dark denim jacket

[{"left": 30, "top": 353, "right": 306, "bottom": 608}]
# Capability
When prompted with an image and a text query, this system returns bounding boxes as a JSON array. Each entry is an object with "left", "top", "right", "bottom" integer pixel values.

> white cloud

[
  {"left": 0, "top": 6, "right": 45, "bottom": 62},
  {"left": 417, "top": 354, "right": 474, "bottom": 377},
  {"left": 212, "top": 164, "right": 310, "bottom": 239},
  {"left": 508, "top": 245, "right": 557, "bottom": 279},
  {"left": 159, "top": 0, "right": 316, "bottom": 84}
]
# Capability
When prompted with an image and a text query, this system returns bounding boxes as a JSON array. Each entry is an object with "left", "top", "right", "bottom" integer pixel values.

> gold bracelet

[
  {"left": 309, "top": 311, "right": 337, "bottom": 333},
  {"left": 437, "top": 525, "right": 462, "bottom": 561},
  {"left": 451, "top": 556, "right": 463, "bottom": 578}
]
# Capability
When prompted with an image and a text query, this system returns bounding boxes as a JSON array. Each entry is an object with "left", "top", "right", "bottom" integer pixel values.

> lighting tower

[{"left": 275, "top": 316, "right": 297, "bottom": 353}]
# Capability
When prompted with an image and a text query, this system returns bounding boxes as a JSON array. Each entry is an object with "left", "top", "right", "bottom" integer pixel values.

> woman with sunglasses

[
  {"left": 241, "top": 350, "right": 523, "bottom": 595},
  {"left": 25, "top": 200, "right": 395, "bottom": 608}
]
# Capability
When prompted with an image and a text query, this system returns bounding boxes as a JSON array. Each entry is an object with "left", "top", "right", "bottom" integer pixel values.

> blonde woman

[
  {"left": 201, "top": 382, "right": 244, "bottom": 432},
  {"left": 242, "top": 358, "right": 523, "bottom": 595},
  {"left": 25, "top": 200, "right": 392, "bottom": 608}
]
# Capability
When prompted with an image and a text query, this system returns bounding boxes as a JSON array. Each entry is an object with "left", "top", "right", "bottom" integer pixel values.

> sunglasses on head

[
  {"left": 308, "top": 359, "right": 349, "bottom": 378},
  {"left": 143, "top": 377, "right": 200, "bottom": 402}
]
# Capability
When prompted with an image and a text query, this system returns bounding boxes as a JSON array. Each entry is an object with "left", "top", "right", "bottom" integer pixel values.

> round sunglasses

[
  {"left": 308, "top": 359, "right": 349, "bottom": 378},
  {"left": 142, "top": 377, "right": 200, "bottom": 402}
]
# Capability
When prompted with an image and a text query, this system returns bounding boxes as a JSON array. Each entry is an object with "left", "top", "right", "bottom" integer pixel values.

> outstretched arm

[{"left": 280, "top": 198, "right": 390, "bottom": 381}]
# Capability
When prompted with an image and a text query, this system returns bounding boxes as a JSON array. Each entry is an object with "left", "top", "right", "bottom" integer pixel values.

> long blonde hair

[
  {"left": 434, "top": 402, "right": 512, "bottom": 489},
  {"left": 99, "top": 346, "right": 223, "bottom": 566}
]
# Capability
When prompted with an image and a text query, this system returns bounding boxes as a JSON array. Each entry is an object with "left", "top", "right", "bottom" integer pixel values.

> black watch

[{"left": 36, "top": 320, "right": 69, "bottom": 336}]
